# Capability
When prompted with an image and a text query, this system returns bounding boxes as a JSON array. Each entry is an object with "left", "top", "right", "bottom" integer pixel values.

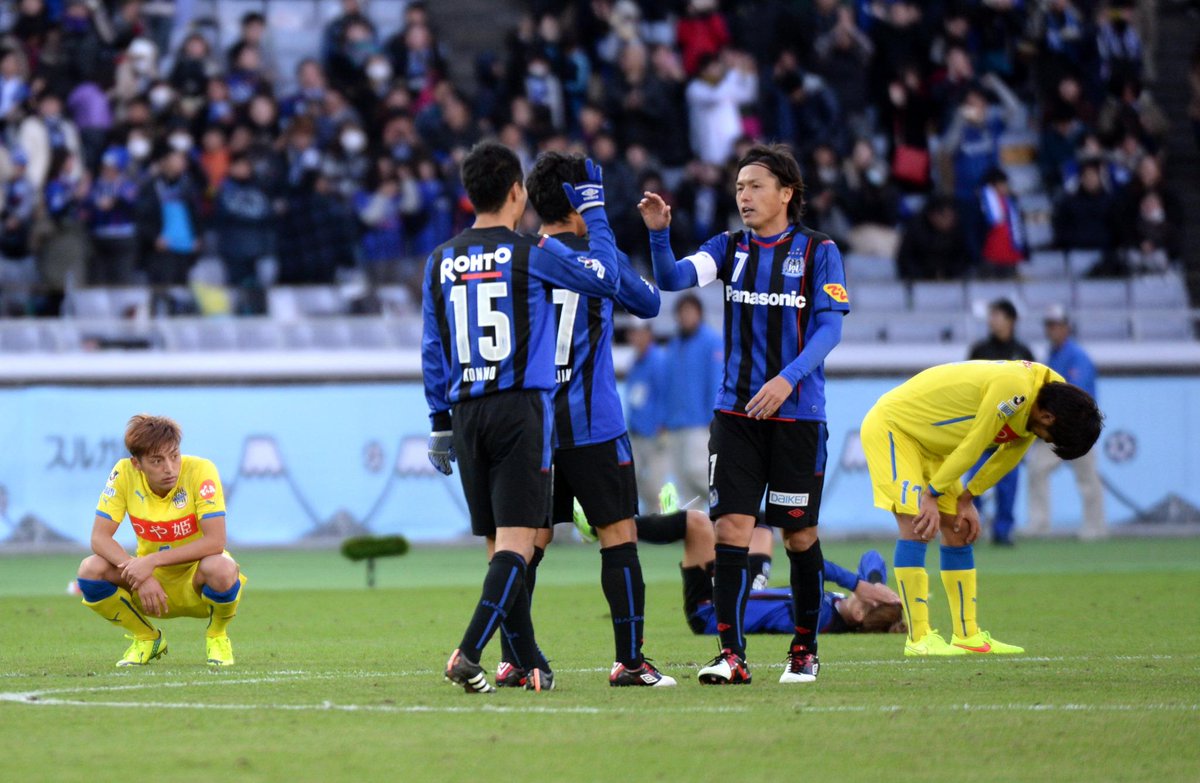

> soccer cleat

[
  {"left": 495, "top": 660, "right": 527, "bottom": 688},
  {"left": 609, "top": 660, "right": 677, "bottom": 687},
  {"left": 444, "top": 648, "right": 495, "bottom": 694},
  {"left": 572, "top": 498, "right": 598, "bottom": 543},
  {"left": 205, "top": 634, "right": 235, "bottom": 667},
  {"left": 116, "top": 631, "right": 167, "bottom": 667},
  {"left": 524, "top": 668, "right": 555, "bottom": 692},
  {"left": 779, "top": 647, "right": 820, "bottom": 684},
  {"left": 951, "top": 629, "right": 1025, "bottom": 654},
  {"left": 697, "top": 649, "right": 752, "bottom": 685},
  {"left": 658, "top": 482, "right": 680, "bottom": 514},
  {"left": 904, "top": 629, "right": 967, "bottom": 657}
]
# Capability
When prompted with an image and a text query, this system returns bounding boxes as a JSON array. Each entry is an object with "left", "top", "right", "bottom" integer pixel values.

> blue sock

[
  {"left": 940, "top": 545, "right": 974, "bottom": 571},
  {"left": 77, "top": 578, "right": 118, "bottom": 602},
  {"left": 201, "top": 578, "right": 241, "bottom": 603},
  {"left": 894, "top": 539, "right": 928, "bottom": 569}
]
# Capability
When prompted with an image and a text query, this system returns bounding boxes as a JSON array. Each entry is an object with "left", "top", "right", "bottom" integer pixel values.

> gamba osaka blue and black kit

[{"left": 422, "top": 215, "right": 620, "bottom": 535}]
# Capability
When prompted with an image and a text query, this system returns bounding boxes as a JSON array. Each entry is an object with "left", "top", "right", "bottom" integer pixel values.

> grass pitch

[{"left": 1, "top": 537, "right": 1198, "bottom": 782}]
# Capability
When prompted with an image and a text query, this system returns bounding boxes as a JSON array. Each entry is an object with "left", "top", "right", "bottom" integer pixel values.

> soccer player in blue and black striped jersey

[
  {"left": 422, "top": 142, "right": 621, "bottom": 693},
  {"left": 639, "top": 143, "right": 850, "bottom": 685},
  {"left": 492, "top": 151, "right": 675, "bottom": 688}
]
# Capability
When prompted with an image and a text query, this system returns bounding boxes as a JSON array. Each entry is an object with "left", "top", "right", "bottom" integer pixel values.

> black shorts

[
  {"left": 552, "top": 434, "right": 638, "bottom": 527},
  {"left": 452, "top": 389, "right": 554, "bottom": 537},
  {"left": 708, "top": 412, "right": 828, "bottom": 530}
]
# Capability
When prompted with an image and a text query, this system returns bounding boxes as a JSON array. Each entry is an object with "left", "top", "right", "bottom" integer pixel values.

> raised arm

[
  {"left": 639, "top": 191, "right": 725, "bottom": 291},
  {"left": 615, "top": 253, "right": 661, "bottom": 319},
  {"left": 532, "top": 160, "right": 621, "bottom": 296}
]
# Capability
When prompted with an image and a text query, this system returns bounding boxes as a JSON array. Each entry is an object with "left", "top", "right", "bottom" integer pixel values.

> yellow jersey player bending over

[
  {"left": 76, "top": 414, "right": 246, "bottom": 667},
  {"left": 861, "top": 361, "right": 1101, "bottom": 657}
]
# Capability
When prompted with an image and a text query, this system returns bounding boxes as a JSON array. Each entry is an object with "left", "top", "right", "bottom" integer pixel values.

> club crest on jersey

[
  {"left": 997, "top": 394, "right": 1027, "bottom": 418},
  {"left": 781, "top": 250, "right": 805, "bottom": 278},
  {"left": 439, "top": 246, "right": 512, "bottom": 284},
  {"left": 172, "top": 488, "right": 188, "bottom": 509}
]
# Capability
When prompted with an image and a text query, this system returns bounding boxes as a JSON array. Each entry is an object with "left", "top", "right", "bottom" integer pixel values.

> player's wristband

[{"left": 430, "top": 411, "right": 451, "bottom": 431}]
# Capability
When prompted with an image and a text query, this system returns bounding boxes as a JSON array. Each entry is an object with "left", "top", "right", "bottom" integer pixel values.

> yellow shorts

[
  {"left": 861, "top": 407, "right": 960, "bottom": 517},
  {"left": 130, "top": 551, "right": 240, "bottom": 620}
]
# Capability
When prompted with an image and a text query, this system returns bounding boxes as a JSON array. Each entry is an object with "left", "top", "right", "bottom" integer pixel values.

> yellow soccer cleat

[
  {"left": 572, "top": 498, "right": 598, "bottom": 543},
  {"left": 117, "top": 631, "right": 168, "bottom": 667},
  {"left": 951, "top": 629, "right": 1024, "bottom": 654},
  {"left": 206, "top": 634, "right": 235, "bottom": 667},
  {"left": 658, "top": 482, "right": 680, "bottom": 514},
  {"left": 904, "top": 630, "right": 967, "bottom": 657}
]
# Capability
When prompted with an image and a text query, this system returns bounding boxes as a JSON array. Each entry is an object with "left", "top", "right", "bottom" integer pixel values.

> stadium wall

[{"left": 0, "top": 376, "right": 1190, "bottom": 549}]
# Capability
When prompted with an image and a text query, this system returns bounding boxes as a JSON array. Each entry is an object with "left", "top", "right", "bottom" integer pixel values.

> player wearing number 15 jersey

[
  {"left": 491, "top": 151, "right": 675, "bottom": 689},
  {"left": 422, "top": 142, "right": 620, "bottom": 693},
  {"left": 861, "top": 360, "right": 1102, "bottom": 657},
  {"left": 639, "top": 143, "right": 850, "bottom": 686}
]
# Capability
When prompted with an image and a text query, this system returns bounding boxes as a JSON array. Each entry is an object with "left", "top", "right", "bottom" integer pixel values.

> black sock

[
  {"left": 500, "top": 545, "right": 546, "bottom": 667},
  {"left": 748, "top": 553, "right": 772, "bottom": 587},
  {"left": 713, "top": 544, "right": 750, "bottom": 656},
  {"left": 634, "top": 511, "right": 689, "bottom": 544},
  {"left": 600, "top": 542, "right": 645, "bottom": 668},
  {"left": 459, "top": 550, "right": 528, "bottom": 665},
  {"left": 788, "top": 540, "right": 824, "bottom": 653}
]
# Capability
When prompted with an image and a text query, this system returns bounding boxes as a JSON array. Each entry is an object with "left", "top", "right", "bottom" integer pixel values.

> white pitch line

[{"left": 0, "top": 652, "right": 1189, "bottom": 682}]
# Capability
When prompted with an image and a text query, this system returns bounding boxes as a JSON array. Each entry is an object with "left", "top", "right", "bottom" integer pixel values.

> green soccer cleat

[
  {"left": 206, "top": 634, "right": 235, "bottom": 666},
  {"left": 658, "top": 482, "right": 680, "bottom": 514},
  {"left": 572, "top": 498, "right": 598, "bottom": 543},
  {"left": 951, "top": 629, "right": 1024, "bottom": 655},
  {"left": 116, "top": 631, "right": 168, "bottom": 667},
  {"left": 904, "top": 630, "right": 967, "bottom": 657}
]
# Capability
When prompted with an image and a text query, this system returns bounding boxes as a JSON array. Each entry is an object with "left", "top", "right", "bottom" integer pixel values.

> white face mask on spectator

[
  {"left": 341, "top": 129, "right": 367, "bottom": 154},
  {"left": 168, "top": 133, "right": 193, "bottom": 153},
  {"left": 128, "top": 136, "right": 152, "bottom": 160},
  {"left": 149, "top": 86, "right": 174, "bottom": 110},
  {"left": 366, "top": 61, "right": 392, "bottom": 83}
]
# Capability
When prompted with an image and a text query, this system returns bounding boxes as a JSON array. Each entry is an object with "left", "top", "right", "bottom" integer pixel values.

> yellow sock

[
  {"left": 941, "top": 569, "right": 979, "bottom": 638},
  {"left": 82, "top": 587, "right": 159, "bottom": 641},
  {"left": 202, "top": 575, "right": 245, "bottom": 638},
  {"left": 894, "top": 567, "right": 930, "bottom": 642}
]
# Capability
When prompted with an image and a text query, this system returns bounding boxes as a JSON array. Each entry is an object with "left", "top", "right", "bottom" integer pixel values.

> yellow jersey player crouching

[
  {"left": 76, "top": 414, "right": 246, "bottom": 667},
  {"left": 861, "top": 361, "right": 1102, "bottom": 657}
]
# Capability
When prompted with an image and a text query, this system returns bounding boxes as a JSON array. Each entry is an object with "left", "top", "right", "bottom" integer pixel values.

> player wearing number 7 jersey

[
  {"left": 422, "top": 142, "right": 620, "bottom": 693},
  {"left": 491, "top": 151, "right": 675, "bottom": 689},
  {"left": 638, "top": 143, "right": 850, "bottom": 686}
]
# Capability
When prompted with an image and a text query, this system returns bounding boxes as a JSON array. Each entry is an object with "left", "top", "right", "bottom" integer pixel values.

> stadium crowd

[{"left": 0, "top": 0, "right": 1189, "bottom": 317}]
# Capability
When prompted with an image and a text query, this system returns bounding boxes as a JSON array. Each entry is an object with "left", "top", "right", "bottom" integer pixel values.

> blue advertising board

[{"left": 0, "top": 378, "right": 1190, "bottom": 547}]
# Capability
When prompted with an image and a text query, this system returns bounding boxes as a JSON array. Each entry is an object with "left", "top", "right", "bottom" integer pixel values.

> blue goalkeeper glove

[
  {"left": 427, "top": 430, "right": 455, "bottom": 475},
  {"left": 561, "top": 158, "right": 605, "bottom": 213}
]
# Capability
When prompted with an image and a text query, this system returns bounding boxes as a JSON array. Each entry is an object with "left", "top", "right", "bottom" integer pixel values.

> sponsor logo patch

[
  {"left": 823, "top": 283, "right": 849, "bottom": 303},
  {"left": 199, "top": 479, "right": 217, "bottom": 500},
  {"left": 788, "top": 508, "right": 806, "bottom": 519},
  {"left": 993, "top": 424, "right": 1020, "bottom": 444},
  {"left": 997, "top": 394, "right": 1027, "bottom": 418},
  {"left": 577, "top": 256, "right": 606, "bottom": 279},
  {"left": 768, "top": 491, "right": 809, "bottom": 507},
  {"left": 102, "top": 486, "right": 116, "bottom": 497},
  {"left": 108, "top": 469, "right": 119, "bottom": 482}
]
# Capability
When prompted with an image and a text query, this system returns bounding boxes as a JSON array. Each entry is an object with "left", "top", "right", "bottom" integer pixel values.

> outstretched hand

[
  {"left": 638, "top": 191, "right": 672, "bottom": 231},
  {"left": 561, "top": 158, "right": 606, "bottom": 213}
]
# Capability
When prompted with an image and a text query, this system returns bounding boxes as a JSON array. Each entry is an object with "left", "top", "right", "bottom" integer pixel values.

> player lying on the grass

[
  {"left": 423, "top": 142, "right": 621, "bottom": 693},
  {"left": 631, "top": 509, "right": 905, "bottom": 636},
  {"left": 861, "top": 360, "right": 1102, "bottom": 657},
  {"left": 76, "top": 414, "right": 245, "bottom": 667},
  {"left": 492, "top": 151, "right": 675, "bottom": 689}
]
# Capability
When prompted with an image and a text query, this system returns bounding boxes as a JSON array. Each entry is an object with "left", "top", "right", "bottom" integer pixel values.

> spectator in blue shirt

[
  {"left": 625, "top": 322, "right": 668, "bottom": 514},
  {"left": 86, "top": 146, "right": 140, "bottom": 285},
  {"left": 1027, "top": 305, "right": 1107, "bottom": 540},
  {"left": 662, "top": 293, "right": 723, "bottom": 506}
]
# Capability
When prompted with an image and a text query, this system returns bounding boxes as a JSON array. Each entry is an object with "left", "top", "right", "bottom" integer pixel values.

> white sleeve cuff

[{"left": 684, "top": 251, "right": 718, "bottom": 287}]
